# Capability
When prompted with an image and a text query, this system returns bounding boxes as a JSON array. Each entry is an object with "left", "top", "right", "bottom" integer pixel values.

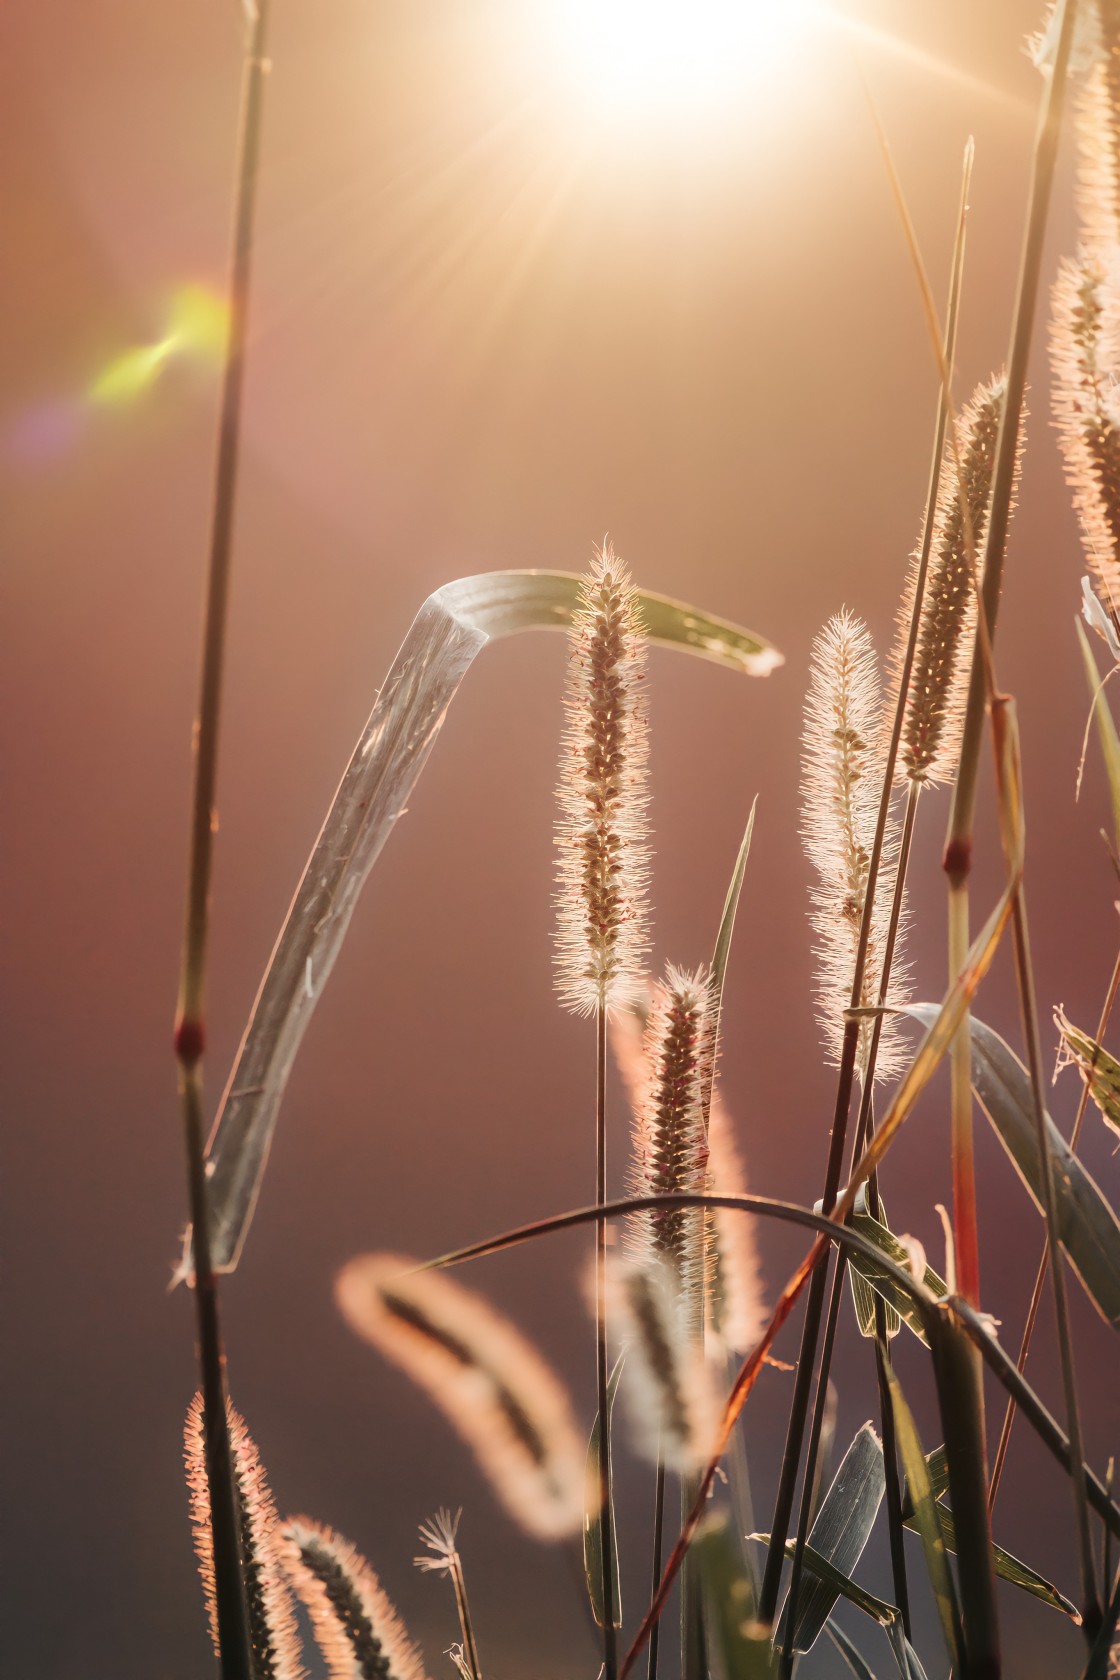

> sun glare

[{"left": 547, "top": 0, "right": 820, "bottom": 119}]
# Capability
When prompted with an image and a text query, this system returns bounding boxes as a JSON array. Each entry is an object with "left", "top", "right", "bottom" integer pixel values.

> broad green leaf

[
  {"left": 1076, "top": 614, "right": 1120, "bottom": 854},
  {"left": 846, "top": 1194, "right": 946, "bottom": 1347},
  {"left": 909, "top": 1005, "right": 1120, "bottom": 1327},
  {"left": 180, "top": 571, "right": 781, "bottom": 1275},
  {"left": 848, "top": 1189, "right": 903, "bottom": 1341},
  {"left": 696, "top": 1514, "right": 775, "bottom": 1680},
  {"left": 584, "top": 1354, "right": 624, "bottom": 1629},
  {"left": 1056, "top": 1008, "right": 1120, "bottom": 1139},
  {"left": 881, "top": 1354, "right": 963, "bottom": 1673},
  {"left": 774, "top": 1423, "right": 885, "bottom": 1655}
]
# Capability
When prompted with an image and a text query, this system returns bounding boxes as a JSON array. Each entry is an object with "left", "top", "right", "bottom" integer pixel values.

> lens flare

[{"left": 88, "top": 284, "right": 229, "bottom": 407}]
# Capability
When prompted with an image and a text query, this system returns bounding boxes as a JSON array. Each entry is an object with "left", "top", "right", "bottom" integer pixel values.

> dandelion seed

[
  {"left": 801, "top": 611, "right": 909, "bottom": 1084},
  {"left": 895, "top": 377, "right": 1006, "bottom": 787},
  {"left": 625, "top": 965, "right": 712, "bottom": 1306},
  {"left": 601, "top": 1255, "right": 720, "bottom": 1474},
  {"left": 554, "top": 543, "right": 651, "bottom": 1017},
  {"left": 1053, "top": 254, "right": 1120, "bottom": 635},
  {"left": 184, "top": 1394, "right": 304, "bottom": 1680},
  {"left": 282, "top": 1518, "right": 428, "bottom": 1680},
  {"left": 335, "top": 1255, "right": 589, "bottom": 1540}
]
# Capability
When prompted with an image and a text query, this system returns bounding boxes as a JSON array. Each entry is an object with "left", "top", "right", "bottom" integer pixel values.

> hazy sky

[{"left": 3, "top": 3, "right": 1117, "bottom": 1676}]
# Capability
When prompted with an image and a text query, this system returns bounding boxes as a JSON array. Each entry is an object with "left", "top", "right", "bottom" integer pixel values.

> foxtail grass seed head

[
  {"left": 282, "top": 1519, "right": 429, "bottom": 1680},
  {"left": 895, "top": 376, "right": 1006, "bottom": 787},
  {"left": 1053, "top": 254, "right": 1120, "bottom": 632},
  {"left": 801, "top": 612, "right": 909, "bottom": 1085},
  {"left": 1063, "top": 2, "right": 1120, "bottom": 251},
  {"left": 184, "top": 1395, "right": 305, "bottom": 1680},
  {"left": 625, "top": 965, "right": 712, "bottom": 1304},
  {"left": 335, "top": 1254, "right": 590, "bottom": 1540},
  {"left": 705, "top": 1096, "right": 767, "bottom": 1354},
  {"left": 600, "top": 1255, "right": 720, "bottom": 1474},
  {"left": 554, "top": 543, "right": 651, "bottom": 1017}
]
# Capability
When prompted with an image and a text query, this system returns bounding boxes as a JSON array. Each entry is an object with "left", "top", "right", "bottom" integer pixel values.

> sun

[{"left": 544, "top": 0, "right": 822, "bottom": 120}]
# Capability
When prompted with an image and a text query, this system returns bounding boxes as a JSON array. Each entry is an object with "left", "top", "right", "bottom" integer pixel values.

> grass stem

[
  {"left": 172, "top": 9, "right": 270, "bottom": 1679},
  {"left": 646, "top": 1463, "right": 665, "bottom": 1680},
  {"left": 596, "top": 1005, "right": 619, "bottom": 1680}
]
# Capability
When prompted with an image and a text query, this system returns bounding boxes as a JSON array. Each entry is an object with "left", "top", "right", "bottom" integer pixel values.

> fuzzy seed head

[
  {"left": 896, "top": 377, "right": 1005, "bottom": 787},
  {"left": 801, "top": 611, "right": 910, "bottom": 1085},
  {"left": 554, "top": 544, "right": 651, "bottom": 1016},
  {"left": 335, "top": 1255, "right": 590, "bottom": 1540},
  {"left": 184, "top": 1395, "right": 305, "bottom": 1680},
  {"left": 1070, "top": 4, "right": 1120, "bottom": 251},
  {"left": 282, "top": 1519, "right": 429, "bottom": 1680},
  {"left": 1052, "top": 254, "right": 1120, "bottom": 630},
  {"left": 601, "top": 1255, "right": 721, "bottom": 1474},
  {"left": 625, "top": 965, "right": 712, "bottom": 1304}
]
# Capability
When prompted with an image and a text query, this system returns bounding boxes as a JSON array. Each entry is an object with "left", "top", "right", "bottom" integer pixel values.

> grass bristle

[
  {"left": 184, "top": 1394, "right": 305, "bottom": 1680},
  {"left": 554, "top": 543, "right": 651, "bottom": 1017},
  {"left": 282, "top": 1518, "right": 429, "bottom": 1680},
  {"left": 335, "top": 1254, "right": 589, "bottom": 1540},
  {"left": 705, "top": 1095, "right": 768, "bottom": 1355},
  {"left": 895, "top": 376, "right": 1005, "bottom": 788},
  {"left": 801, "top": 611, "right": 909, "bottom": 1084},
  {"left": 602, "top": 1255, "right": 720, "bottom": 1474},
  {"left": 1052, "top": 254, "right": 1120, "bottom": 631},
  {"left": 625, "top": 965, "right": 712, "bottom": 1304}
]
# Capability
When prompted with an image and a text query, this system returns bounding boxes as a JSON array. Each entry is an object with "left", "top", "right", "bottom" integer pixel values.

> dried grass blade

[{"left": 179, "top": 571, "right": 779, "bottom": 1276}]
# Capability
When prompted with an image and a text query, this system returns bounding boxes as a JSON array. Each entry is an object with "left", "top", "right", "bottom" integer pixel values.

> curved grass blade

[
  {"left": 584, "top": 1354, "right": 624, "bottom": 1630},
  {"left": 1057, "top": 1010, "right": 1120, "bottom": 1140},
  {"left": 180, "top": 571, "right": 780, "bottom": 1275},
  {"left": 848, "top": 1191, "right": 903, "bottom": 1342},
  {"left": 825, "top": 1621, "right": 879, "bottom": 1680},
  {"left": 694, "top": 1514, "right": 774, "bottom": 1680},
  {"left": 774, "top": 1423, "right": 885, "bottom": 1657},
  {"left": 768, "top": 1543, "right": 925, "bottom": 1680},
  {"left": 846, "top": 1196, "right": 945, "bottom": 1347},
  {"left": 1076, "top": 616, "right": 1120, "bottom": 854},
  {"left": 881, "top": 1353, "right": 963, "bottom": 1674},
  {"left": 909, "top": 1005, "right": 1120, "bottom": 1326},
  {"left": 708, "top": 800, "right": 757, "bottom": 1053}
]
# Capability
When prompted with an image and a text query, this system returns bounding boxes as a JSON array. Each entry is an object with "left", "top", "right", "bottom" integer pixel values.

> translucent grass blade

[{"left": 179, "top": 571, "right": 779, "bottom": 1275}]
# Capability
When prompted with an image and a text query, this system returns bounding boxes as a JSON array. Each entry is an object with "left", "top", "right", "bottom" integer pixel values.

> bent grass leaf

[
  {"left": 774, "top": 1422, "right": 885, "bottom": 1656},
  {"left": 847, "top": 1194, "right": 945, "bottom": 1346},
  {"left": 908, "top": 1006, "right": 1120, "bottom": 1326},
  {"left": 182, "top": 571, "right": 780, "bottom": 1274},
  {"left": 1076, "top": 616, "right": 1120, "bottom": 855},
  {"left": 584, "top": 1354, "right": 623, "bottom": 1630},
  {"left": 848, "top": 1190, "right": 904, "bottom": 1341},
  {"left": 882, "top": 1354, "right": 963, "bottom": 1674},
  {"left": 1056, "top": 1009, "right": 1120, "bottom": 1140}
]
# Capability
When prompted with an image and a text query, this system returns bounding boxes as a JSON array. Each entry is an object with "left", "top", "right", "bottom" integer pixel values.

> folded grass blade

[
  {"left": 881, "top": 1355, "right": 963, "bottom": 1674},
  {"left": 584, "top": 1354, "right": 624, "bottom": 1629},
  {"left": 845, "top": 1196, "right": 945, "bottom": 1346},
  {"left": 180, "top": 571, "right": 779, "bottom": 1276},
  {"left": 774, "top": 1423, "right": 885, "bottom": 1656},
  {"left": 908, "top": 1005, "right": 1120, "bottom": 1326},
  {"left": 1056, "top": 1009, "right": 1120, "bottom": 1140}
]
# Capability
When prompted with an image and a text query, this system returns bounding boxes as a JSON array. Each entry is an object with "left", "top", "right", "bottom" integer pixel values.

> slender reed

[
  {"left": 173, "top": 10, "right": 270, "bottom": 1678},
  {"left": 756, "top": 140, "right": 971, "bottom": 1626},
  {"left": 555, "top": 544, "right": 651, "bottom": 1680}
]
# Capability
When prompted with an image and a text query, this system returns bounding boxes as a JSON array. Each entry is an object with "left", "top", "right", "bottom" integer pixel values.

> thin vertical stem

[
  {"left": 172, "top": 9, "right": 270, "bottom": 1680},
  {"left": 596, "top": 1005, "right": 618, "bottom": 1680},
  {"left": 758, "top": 143, "right": 970, "bottom": 1625},
  {"left": 989, "top": 940, "right": 1120, "bottom": 1510},
  {"left": 647, "top": 1464, "right": 666, "bottom": 1680}
]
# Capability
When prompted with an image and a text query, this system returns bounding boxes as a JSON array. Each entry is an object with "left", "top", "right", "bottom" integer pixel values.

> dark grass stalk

[
  {"left": 173, "top": 8, "right": 270, "bottom": 1678},
  {"left": 780, "top": 784, "right": 919, "bottom": 1672},
  {"left": 756, "top": 140, "right": 971, "bottom": 1627},
  {"left": 646, "top": 1463, "right": 665, "bottom": 1680},
  {"left": 596, "top": 1006, "right": 619, "bottom": 1680},
  {"left": 416, "top": 1191, "right": 1120, "bottom": 1542},
  {"left": 989, "top": 939, "right": 1120, "bottom": 1510}
]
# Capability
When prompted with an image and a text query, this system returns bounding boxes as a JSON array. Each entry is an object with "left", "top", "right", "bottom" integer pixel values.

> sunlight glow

[{"left": 547, "top": 0, "right": 820, "bottom": 118}]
